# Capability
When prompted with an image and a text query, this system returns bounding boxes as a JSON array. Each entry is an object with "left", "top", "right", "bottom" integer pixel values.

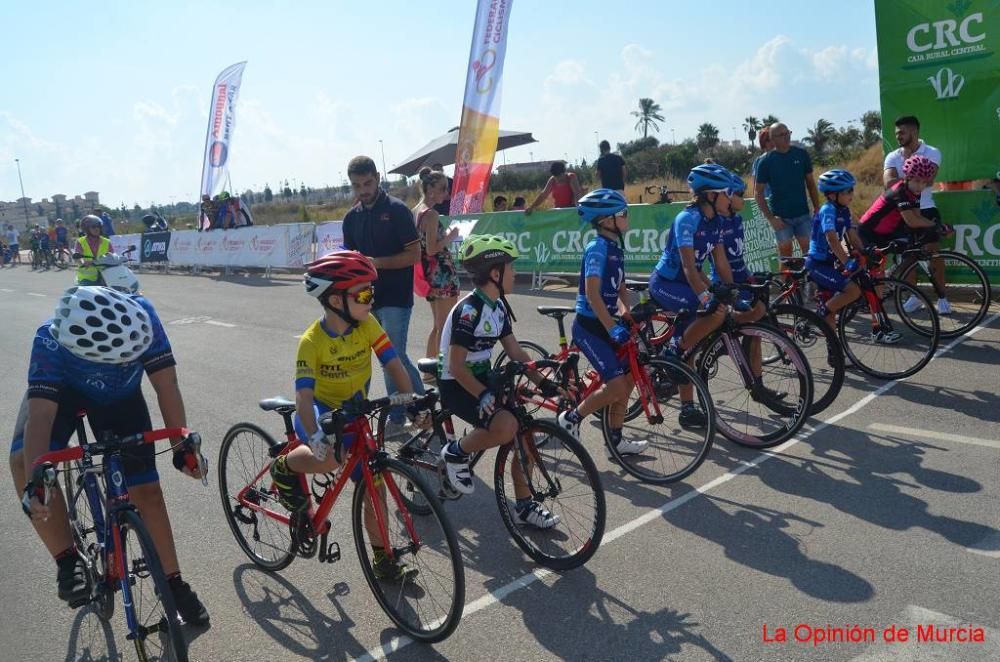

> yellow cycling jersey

[{"left": 295, "top": 314, "right": 397, "bottom": 409}]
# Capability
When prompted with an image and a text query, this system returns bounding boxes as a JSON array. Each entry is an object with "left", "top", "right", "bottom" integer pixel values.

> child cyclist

[
  {"left": 805, "top": 170, "right": 865, "bottom": 334},
  {"left": 438, "top": 235, "right": 564, "bottom": 528},
  {"left": 269, "top": 250, "right": 424, "bottom": 580},
  {"left": 555, "top": 189, "right": 648, "bottom": 456},
  {"left": 646, "top": 164, "right": 734, "bottom": 428}
]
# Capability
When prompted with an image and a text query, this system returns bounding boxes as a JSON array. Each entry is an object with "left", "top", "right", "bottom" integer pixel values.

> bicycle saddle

[
  {"left": 259, "top": 397, "right": 296, "bottom": 412},
  {"left": 536, "top": 306, "right": 575, "bottom": 319}
]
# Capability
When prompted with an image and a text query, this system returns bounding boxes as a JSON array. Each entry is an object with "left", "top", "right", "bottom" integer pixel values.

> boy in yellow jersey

[{"left": 270, "top": 250, "right": 419, "bottom": 579}]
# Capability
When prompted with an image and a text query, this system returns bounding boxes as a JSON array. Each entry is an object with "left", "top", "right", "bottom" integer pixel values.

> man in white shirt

[{"left": 883, "top": 115, "right": 950, "bottom": 315}]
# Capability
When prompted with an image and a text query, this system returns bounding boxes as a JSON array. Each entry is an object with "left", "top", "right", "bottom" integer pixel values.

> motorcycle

[{"left": 73, "top": 246, "right": 141, "bottom": 294}]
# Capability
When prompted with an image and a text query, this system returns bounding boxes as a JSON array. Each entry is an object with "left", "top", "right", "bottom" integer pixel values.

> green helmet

[{"left": 459, "top": 234, "right": 519, "bottom": 273}]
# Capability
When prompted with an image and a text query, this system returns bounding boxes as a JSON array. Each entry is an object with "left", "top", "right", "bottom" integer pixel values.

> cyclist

[
  {"left": 437, "top": 235, "right": 564, "bottom": 528},
  {"left": 805, "top": 170, "right": 866, "bottom": 335},
  {"left": 38, "top": 226, "right": 53, "bottom": 270},
  {"left": 555, "top": 189, "right": 648, "bottom": 456},
  {"left": 29, "top": 225, "right": 42, "bottom": 269},
  {"left": 6, "top": 225, "right": 20, "bottom": 265},
  {"left": 75, "top": 215, "right": 111, "bottom": 285},
  {"left": 858, "top": 154, "right": 950, "bottom": 313},
  {"left": 646, "top": 164, "right": 733, "bottom": 428},
  {"left": 54, "top": 219, "right": 69, "bottom": 260},
  {"left": 268, "top": 250, "right": 423, "bottom": 580},
  {"left": 10, "top": 286, "right": 208, "bottom": 624}
]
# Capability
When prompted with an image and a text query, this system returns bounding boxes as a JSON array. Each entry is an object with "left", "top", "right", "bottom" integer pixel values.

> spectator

[
  {"left": 342, "top": 155, "right": 425, "bottom": 436},
  {"left": 511, "top": 196, "right": 526, "bottom": 211},
  {"left": 430, "top": 163, "right": 453, "bottom": 216},
  {"left": 883, "top": 115, "right": 949, "bottom": 314},
  {"left": 595, "top": 140, "right": 626, "bottom": 193},
  {"left": 493, "top": 195, "right": 509, "bottom": 211},
  {"left": 750, "top": 127, "right": 774, "bottom": 196},
  {"left": 754, "top": 122, "right": 820, "bottom": 260},
  {"left": 5, "top": 225, "right": 20, "bottom": 265},
  {"left": 142, "top": 213, "right": 169, "bottom": 232},
  {"left": 413, "top": 169, "right": 461, "bottom": 383},
  {"left": 199, "top": 194, "right": 217, "bottom": 231},
  {"left": 99, "top": 210, "right": 115, "bottom": 237},
  {"left": 524, "top": 161, "right": 583, "bottom": 215}
]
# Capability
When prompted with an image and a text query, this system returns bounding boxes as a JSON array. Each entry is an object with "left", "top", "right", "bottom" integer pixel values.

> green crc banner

[{"left": 874, "top": 0, "right": 1000, "bottom": 181}]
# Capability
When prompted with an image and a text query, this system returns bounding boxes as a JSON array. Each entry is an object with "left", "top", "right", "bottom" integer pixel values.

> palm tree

[
  {"left": 696, "top": 123, "right": 720, "bottom": 151},
  {"left": 631, "top": 98, "right": 665, "bottom": 138},
  {"left": 742, "top": 116, "right": 761, "bottom": 143},
  {"left": 760, "top": 114, "right": 781, "bottom": 129},
  {"left": 860, "top": 110, "right": 882, "bottom": 148},
  {"left": 805, "top": 119, "right": 836, "bottom": 157}
]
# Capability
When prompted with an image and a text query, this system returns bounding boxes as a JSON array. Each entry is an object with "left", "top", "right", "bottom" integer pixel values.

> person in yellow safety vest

[{"left": 76, "top": 215, "right": 111, "bottom": 285}]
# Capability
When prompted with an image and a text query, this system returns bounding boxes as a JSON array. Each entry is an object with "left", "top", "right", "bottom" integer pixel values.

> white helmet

[{"left": 49, "top": 286, "right": 154, "bottom": 364}]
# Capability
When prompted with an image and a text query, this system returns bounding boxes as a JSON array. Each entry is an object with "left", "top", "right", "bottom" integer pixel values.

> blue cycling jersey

[
  {"left": 654, "top": 205, "right": 721, "bottom": 282},
  {"left": 55, "top": 227, "right": 68, "bottom": 241},
  {"left": 27, "top": 296, "right": 175, "bottom": 403},
  {"left": 709, "top": 214, "right": 749, "bottom": 283},
  {"left": 808, "top": 201, "right": 852, "bottom": 262},
  {"left": 576, "top": 235, "right": 624, "bottom": 318}
]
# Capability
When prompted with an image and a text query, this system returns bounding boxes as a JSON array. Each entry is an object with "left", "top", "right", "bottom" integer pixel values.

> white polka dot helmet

[{"left": 49, "top": 286, "right": 153, "bottom": 364}]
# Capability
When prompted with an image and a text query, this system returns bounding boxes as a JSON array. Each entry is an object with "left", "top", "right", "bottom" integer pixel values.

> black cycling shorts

[
  {"left": 439, "top": 376, "right": 491, "bottom": 429},
  {"left": 10, "top": 388, "right": 159, "bottom": 486}
]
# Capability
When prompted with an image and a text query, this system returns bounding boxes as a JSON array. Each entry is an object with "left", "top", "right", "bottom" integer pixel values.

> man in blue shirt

[{"left": 754, "top": 123, "right": 820, "bottom": 261}]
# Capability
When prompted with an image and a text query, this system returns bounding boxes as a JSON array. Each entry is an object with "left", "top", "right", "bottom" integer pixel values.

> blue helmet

[
  {"left": 577, "top": 188, "right": 627, "bottom": 224},
  {"left": 817, "top": 169, "right": 856, "bottom": 193},
  {"left": 729, "top": 171, "right": 747, "bottom": 195},
  {"left": 688, "top": 163, "right": 733, "bottom": 194}
]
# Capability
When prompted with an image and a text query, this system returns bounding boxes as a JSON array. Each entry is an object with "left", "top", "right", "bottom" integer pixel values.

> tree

[
  {"left": 742, "top": 116, "right": 761, "bottom": 144},
  {"left": 631, "top": 98, "right": 664, "bottom": 139},
  {"left": 617, "top": 136, "right": 659, "bottom": 158},
  {"left": 663, "top": 140, "right": 699, "bottom": 180},
  {"left": 299, "top": 183, "right": 307, "bottom": 200},
  {"left": 760, "top": 114, "right": 781, "bottom": 128},
  {"left": 696, "top": 123, "right": 720, "bottom": 151},
  {"left": 860, "top": 110, "right": 882, "bottom": 148},
  {"left": 282, "top": 180, "right": 293, "bottom": 199},
  {"left": 263, "top": 185, "right": 273, "bottom": 202},
  {"left": 805, "top": 118, "right": 836, "bottom": 159}
]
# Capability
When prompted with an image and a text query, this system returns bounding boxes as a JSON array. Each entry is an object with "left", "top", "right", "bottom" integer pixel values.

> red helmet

[
  {"left": 902, "top": 155, "right": 938, "bottom": 180},
  {"left": 304, "top": 250, "right": 377, "bottom": 298}
]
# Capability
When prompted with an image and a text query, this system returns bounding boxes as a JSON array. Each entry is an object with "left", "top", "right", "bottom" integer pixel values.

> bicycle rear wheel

[
  {"left": 896, "top": 250, "right": 991, "bottom": 338},
  {"left": 495, "top": 419, "right": 606, "bottom": 570},
  {"left": 838, "top": 279, "right": 940, "bottom": 380},
  {"left": 117, "top": 509, "right": 188, "bottom": 662},
  {"left": 63, "top": 462, "right": 114, "bottom": 621},
  {"left": 766, "top": 304, "right": 845, "bottom": 416},
  {"left": 218, "top": 423, "right": 296, "bottom": 571},
  {"left": 352, "top": 458, "right": 464, "bottom": 643},
  {"left": 696, "top": 323, "right": 813, "bottom": 448},
  {"left": 604, "top": 357, "right": 715, "bottom": 483},
  {"left": 493, "top": 340, "right": 556, "bottom": 417}
]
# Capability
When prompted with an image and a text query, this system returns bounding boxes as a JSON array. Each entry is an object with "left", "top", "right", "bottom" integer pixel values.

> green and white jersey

[{"left": 438, "top": 289, "right": 513, "bottom": 380}]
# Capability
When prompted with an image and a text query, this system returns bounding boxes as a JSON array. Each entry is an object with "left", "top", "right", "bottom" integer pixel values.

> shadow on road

[{"left": 64, "top": 607, "right": 118, "bottom": 662}]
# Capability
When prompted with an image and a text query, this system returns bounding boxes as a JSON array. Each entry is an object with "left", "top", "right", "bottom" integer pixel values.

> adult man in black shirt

[
  {"left": 342, "top": 155, "right": 425, "bottom": 432},
  {"left": 595, "top": 140, "right": 626, "bottom": 192}
]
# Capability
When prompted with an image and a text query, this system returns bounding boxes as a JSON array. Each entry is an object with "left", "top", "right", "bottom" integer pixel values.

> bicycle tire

[
  {"left": 764, "top": 304, "right": 845, "bottom": 416},
  {"left": 695, "top": 322, "right": 813, "bottom": 448},
  {"left": 63, "top": 461, "right": 114, "bottom": 622},
  {"left": 376, "top": 405, "right": 443, "bottom": 516},
  {"left": 494, "top": 419, "right": 606, "bottom": 570},
  {"left": 218, "top": 422, "right": 296, "bottom": 571},
  {"left": 352, "top": 458, "right": 465, "bottom": 643},
  {"left": 896, "top": 249, "right": 991, "bottom": 338},
  {"left": 838, "top": 278, "right": 939, "bottom": 380},
  {"left": 603, "top": 357, "right": 715, "bottom": 483},
  {"left": 117, "top": 509, "right": 188, "bottom": 662},
  {"left": 493, "top": 340, "right": 556, "bottom": 417}
]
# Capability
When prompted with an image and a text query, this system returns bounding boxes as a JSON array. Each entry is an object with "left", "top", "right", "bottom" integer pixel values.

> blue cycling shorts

[
  {"left": 806, "top": 258, "right": 850, "bottom": 293},
  {"left": 572, "top": 317, "right": 629, "bottom": 382},
  {"left": 648, "top": 273, "right": 702, "bottom": 335},
  {"left": 294, "top": 401, "right": 361, "bottom": 482}
]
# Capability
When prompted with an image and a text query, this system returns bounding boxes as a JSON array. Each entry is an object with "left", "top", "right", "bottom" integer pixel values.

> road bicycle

[
  {"left": 494, "top": 306, "right": 716, "bottom": 484},
  {"left": 28, "top": 416, "right": 206, "bottom": 661},
  {"left": 380, "top": 359, "right": 606, "bottom": 569},
  {"left": 218, "top": 393, "right": 464, "bottom": 643}
]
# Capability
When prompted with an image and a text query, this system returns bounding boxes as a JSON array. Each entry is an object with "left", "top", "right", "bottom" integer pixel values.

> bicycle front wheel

[
  {"left": 117, "top": 509, "right": 188, "bottom": 662},
  {"left": 376, "top": 405, "right": 447, "bottom": 516},
  {"left": 495, "top": 419, "right": 606, "bottom": 570},
  {"left": 767, "top": 304, "right": 845, "bottom": 416},
  {"left": 352, "top": 458, "right": 465, "bottom": 643},
  {"left": 493, "top": 340, "right": 556, "bottom": 417},
  {"left": 218, "top": 423, "right": 296, "bottom": 571},
  {"left": 839, "top": 278, "right": 940, "bottom": 380},
  {"left": 697, "top": 323, "right": 813, "bottom": 448},
  {"left": 897, "top": 250, "right": 991, "bottom": 338},
  {"left": 604, "top": 357, "right": 715, "bottom": 484},
  {"left": 63, "top": 463, "right": 114, "bottom": 621}
]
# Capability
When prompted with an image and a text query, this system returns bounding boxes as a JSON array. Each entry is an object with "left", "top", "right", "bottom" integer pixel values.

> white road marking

[
  {"left": 850, "top": 605, "right": 998, "bottom": 660},
  {"left": 204, "top": 319, "right": 236, "bottom": 328},
  {"left": 868, "top": 423, "right": 1000, "bottom": 450},
  {"left": 357, "top": 315, "right": 999, "bottom": 662},
  {"left": 26, "top": 293, "right": 46, "bottom": 297},
  {"left": 0, "top": 288, "right": 14, "bottom": 292},
  {"left": 966, "top": 531, "right": 1000, "bottom": 559}
]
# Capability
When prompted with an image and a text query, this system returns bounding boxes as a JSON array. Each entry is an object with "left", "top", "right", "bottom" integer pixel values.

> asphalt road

[{"left": 0, "top": 264, "right": 997, "bottom": 662}]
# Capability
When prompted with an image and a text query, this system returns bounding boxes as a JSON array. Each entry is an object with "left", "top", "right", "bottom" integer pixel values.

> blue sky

[{"left": 0, "top": 0, "right": 880, "bottom": 206}]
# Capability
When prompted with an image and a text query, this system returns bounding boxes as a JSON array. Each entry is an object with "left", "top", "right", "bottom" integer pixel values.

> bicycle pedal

[{"left": 319, "top": 541, "right": 341, "bottom": 564}]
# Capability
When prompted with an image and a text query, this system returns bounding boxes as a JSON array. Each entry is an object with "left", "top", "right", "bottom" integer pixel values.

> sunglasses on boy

[{"left": 343, "top": 286, "right": 375, "bottom": 305}]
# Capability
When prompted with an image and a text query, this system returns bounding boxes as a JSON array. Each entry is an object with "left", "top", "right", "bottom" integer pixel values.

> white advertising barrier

[
  {"left": 314, "top": 221, "right": 344, "bottom": 258},
  {"left": 166, "top": 224, "right": 315, "bottom": 267},
  {"left": 109, "top": 234, "right": 142, "bottom": 263}
]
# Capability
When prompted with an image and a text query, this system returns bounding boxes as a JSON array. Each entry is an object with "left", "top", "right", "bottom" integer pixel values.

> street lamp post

[
  {"left": 671, "top": 128, "right": 676, "bottom": 144},
  {"left": 378, "top": 139, "right": 388, "bottom": 189},
  {"left": 14, "top": 158, "right": 30, "bottom": 230}
]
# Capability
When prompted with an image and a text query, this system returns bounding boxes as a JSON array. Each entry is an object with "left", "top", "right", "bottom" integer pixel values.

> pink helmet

[{"left": 902, "top": 155, "right": 938, "bottom": 180}]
